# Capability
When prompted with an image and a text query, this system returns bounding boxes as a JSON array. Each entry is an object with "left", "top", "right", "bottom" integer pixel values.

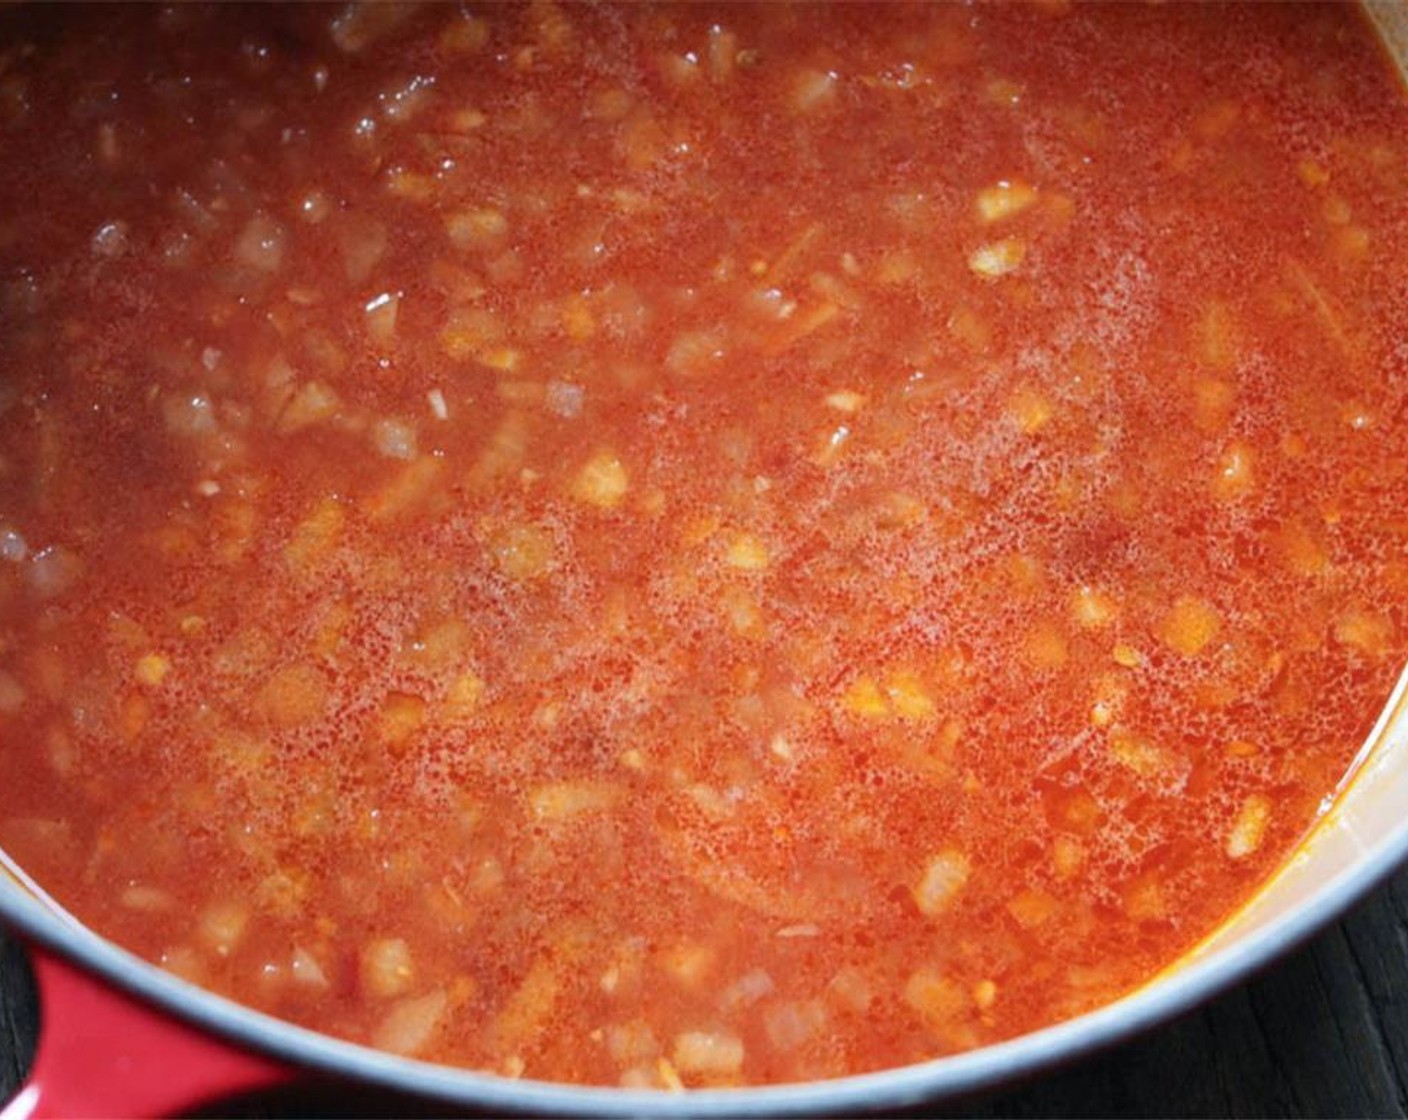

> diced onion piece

[
  {"left": 160, "top": 946, "right": 206, "bottom": 984},
  {"left": 338, "top": 217, "right": 388, "bottom": 285},
  {"left": 490, "top": 523, "right": 555, "bottom": 580},
  {"left": 426, "top": 388, "right": 448, "bottom": 420},
  {"left": 618, "top": 1065, "right": 659, "bottom": 1090},
  {"left": 234, "top": 213, "right": 286, "bottom": 273},
  {"left": 976, "top": 180, "right": 1038, "bottom": 224},
  {"left": 284, "top": 497, "right": 345, "bottom": 572},
  {"left": 379, "top": 74, "right": 435, "bottom": 124},
  {"left": 660, "top": 941, "right": 716, "bottom": 989},
  {"left": 1124, "top": 875, "right": 1166, "bottom": 921},
  {"left": 1023, "top": 622, "right": 1068, "bottom": 670},
  {"left": 1197, "top": 301, "right": 1238, "bottom": 371},
  {"left": 1006, "top": 888, "right": 1059, "bottom": 928},
  {"left": 491, "top": 957, "right": 563, "bottom": 1053},
  {"left": 656, "top": 1058, "right": 686, "bottom": 1091},
  {"left": 1320, "top": 193, "right": 1352, "bottom": 225},
  {"left": 373, "top": 989, "right": 448, "bottom": 1057},
  {"left": 330, "top": 3, "right": 416, "bottom": 53},
  {"left": 361, "top": 937, "right": 416, "bottom": 999},
  {"left": 255, "top": 869, "right": 308, "bottom": 920},
  {"left": 0, "top": 528, "right": 27, "bottom": 562},
  {"left": 482, "top": 347, "right": 520, "bottom": 372},
  {"left": 498, "top": 380, "right": 544, "bottom": 407},
  {"left": 1159, "top": 596, "right": 1222, "bottom": 656},
  {"left": 720, "top": 969, "right": 774, "bottom": 1010},
  {"left": 1112, "top": 643, "right": 1142, "bottom": 668},
  {"left": 530, "top": 781, "right": 622, "bottom": 821},
  {"left": 121, "top": 885, "right": 175, "bottom": 913},
  {"left": 1007, "top": 386, "right": 1052, "bottom": 434},
  {"left": 986, "top": 77, "right": 1024, "bottom": 106},
  {"left": 278, "top": 381, "right": 340, "bottom": 434},
  {"left": 671, "top": 1031, "right": 745, "bottom": 1076},
  {"left": 1192, "top": 377, "right": 1236, "bottom": 432},
  {"left": 134, "top": 653, "right": 171, "bottom": 687},
  {"left": 763, "top": 1000, "right": 826, "bottom": 1052},
  {"left": 291, "top": 946, "right": 329, "bottom": 988},
  {"left": 1070, "top": 586, "right": 1117, "bottom": 628},
  {"left": 28, "top": 546, "right": 82, "bottom": 599},
  {"left": 545, "top": 380, "right": 585, "bottom": 418},
  {"left": 471, "top": 857, "right": 504, "bottom": 893},
  {"left": 706, "top": 25, "right": 737, "bottom": 82},
  {"left": 1226, "top": 794, "right": 1271, "bottom": 859},
  {"left": 298, "top": 190, "right": 330, "bottom": 224},
  {"left": 666, "top": 328, "right": 726, "bottom": 377},
  {"left": 606, "top": 1019, "right": 661, "bottom": 1063},
  {"left": 365, "top": 456, "right": 443, "bottom": 522},
  {"left": 1333, "top": 609, "right": 1392, "bottom": 656},
  {"left": 828, "top": 966, "right": 873, "bottom": 1012},
  {"left": 378, "top": 691, "right": 426, "bottom": 748},
  {"left": 364, "top": 290, "right": 399, "bottom": 346},
  {"left": 572, "top": 450, "right": 629, "bottom": 508},
  {"left": 763, "top": 301, "right": 838, "bottom": 355},
  {"left": 198, "top": 900, "right": 249, "bottom": 957},
  {"left": 1085, "top": 695, "right": 1113, "bottom": 727},
  {"left": 257, "top": 663, "right": 327, "bottom": 729},
  {"left": 662, "top": 52, "right": 700, "bottom": 88},
  {"left": 904, "top": 966, "right": 965, "bottom": 1026},
  {"left": 1340, "top": 400, "right": 1375, "bottom": 431},
  {"left": 45, "top": 727, "right": 75, "bottom": 778},
  {"left": 842, "top": 676, "right": 888, "bottom": 719},
  {"left": 811, "top": 423, "right": 851, "bottom": 468},
  {"left": 1297, "top": 159, "right": 1331, "bottom": 188},
  {"left": 445, "top": 207, "right": 509, "bottom": 251},
  {"left": 372, "top": 417, "right": 417, "bottom": 460},
  {"left": 439, "top": 11, "right": 489, "bottom": 54},
  {"left": 969, "top": 238, "right": 1026, "bottom": 279},
  {"left": 1211, "top": 440, "right": 1255, "bottom": 501},
  {"left": 0, "top": 671, "right": 25, "bottom": 714},
  {"left": 1109, "top": 730, "right": 1173, "bottom": 778},
  {"left": 92, "top": 220, "right": 129, "bottom": 258},
  {"left": 791, "top": 68, "right": 838, "bottom": 113},
  {"left": 560, "top": 294, "right": 595, "bottom": 340},
  {"left": 913, "top": 849, "right": 970, "bottom": 916},
  {"left": 1332, "top": 224, "right": 1370, "bottom": 266},
  {"left": 164, "top": 391, "right": 216, "bottom": 436},
  {"left": 824, "top": 390, "right": 866, "bottom": 413},
  {"left": 948, "top": 305, "right": 991, "bottom": 351},
  {"left": 885, "top": 670, "right": 935, "bottom": 720},
  {"left": 442, "top": 672, "right": 485, "bottom": 720},
  {"left": 1052, "top": 836, "right": 1085, "bottom": 878},
  {"left": 724, "top": 533, "right": 769, "bottom": 571}
]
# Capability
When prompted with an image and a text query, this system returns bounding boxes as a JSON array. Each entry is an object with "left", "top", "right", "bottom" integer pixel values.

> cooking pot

[{"left": 2, "top": 3, "right": 1407, "bottom": 1116}]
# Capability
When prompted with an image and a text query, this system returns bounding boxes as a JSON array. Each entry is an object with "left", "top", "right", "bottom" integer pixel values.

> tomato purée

[{"left": 0, "top": 1, "right": 1406, "bottom": 1088}]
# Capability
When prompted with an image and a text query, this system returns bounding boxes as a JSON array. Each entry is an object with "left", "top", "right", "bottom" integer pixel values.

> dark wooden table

[{"left": 3, "top": 865, "right": 1408, "bottom": 1118}]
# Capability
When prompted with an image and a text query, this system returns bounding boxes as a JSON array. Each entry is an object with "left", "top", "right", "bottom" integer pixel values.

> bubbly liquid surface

[{"left": 0, "top": 1, "right": 1406, "bottom": 1087}]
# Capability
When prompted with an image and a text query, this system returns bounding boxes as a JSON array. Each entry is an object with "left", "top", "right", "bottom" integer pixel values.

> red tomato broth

[{"left": 1, "top": 0, "right": 1407, "bottom": 1088}]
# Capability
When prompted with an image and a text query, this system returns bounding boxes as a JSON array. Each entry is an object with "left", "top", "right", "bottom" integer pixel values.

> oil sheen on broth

[{"left": 0, "top": 0, "right": 1407, "bottom": 1089}]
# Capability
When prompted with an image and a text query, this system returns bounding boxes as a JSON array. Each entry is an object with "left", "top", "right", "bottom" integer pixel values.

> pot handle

[{"left": 1, "top": 944, "right": 295, "bottom": 1119}]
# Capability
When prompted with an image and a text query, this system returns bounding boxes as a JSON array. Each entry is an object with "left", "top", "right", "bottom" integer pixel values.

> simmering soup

[{"left": 0, "top": 0, "right": 1406, "bottom": 1088}]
